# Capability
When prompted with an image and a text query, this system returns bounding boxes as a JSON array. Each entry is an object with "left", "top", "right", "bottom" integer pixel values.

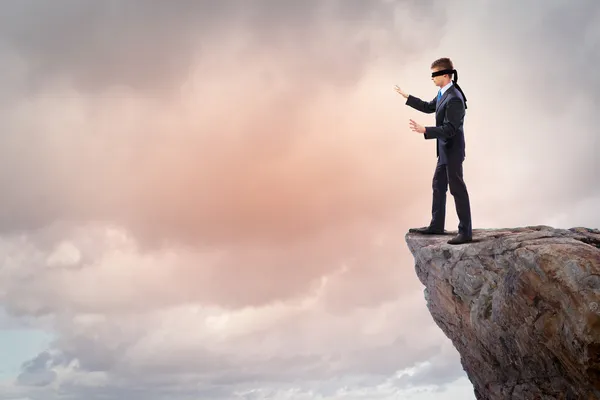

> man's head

[{"left": 430, "top": 58, "right": 454, "bottom": 87}]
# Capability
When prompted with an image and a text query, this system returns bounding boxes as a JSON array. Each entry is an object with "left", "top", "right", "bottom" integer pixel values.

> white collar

[{"left": 440, "top": 81, "right": 453, "bottom": 95}]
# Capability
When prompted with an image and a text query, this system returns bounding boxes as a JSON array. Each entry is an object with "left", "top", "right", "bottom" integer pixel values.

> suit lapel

[{"left": 436, "top": 85, "right": 454, "bottom": 113}]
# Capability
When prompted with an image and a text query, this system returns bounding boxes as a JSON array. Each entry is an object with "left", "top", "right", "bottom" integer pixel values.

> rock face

[{"left": 405, "top": 226, "right": 600, "bottom": 400}]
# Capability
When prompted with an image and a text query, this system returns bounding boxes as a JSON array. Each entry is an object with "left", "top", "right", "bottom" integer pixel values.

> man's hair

[{"left": 431, "top": 58, "right": 454, "bottom": 77}]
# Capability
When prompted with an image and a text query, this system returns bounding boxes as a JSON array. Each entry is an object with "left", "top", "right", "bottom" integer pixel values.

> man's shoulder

[{"left": 449, "top": 86, "right": 465, "bottom": 103}]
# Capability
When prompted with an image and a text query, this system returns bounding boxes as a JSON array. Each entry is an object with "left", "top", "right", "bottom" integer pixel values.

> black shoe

[
  {"left": 409, "top": 226, "right": 445, "bottom": 235},
  {"left": 447, "top": 233, "right": 472, "bottom": 245}
]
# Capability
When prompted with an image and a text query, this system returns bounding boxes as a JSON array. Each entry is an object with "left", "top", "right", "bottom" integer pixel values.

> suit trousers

[{"left": 430, "top": 159, "right": 472, "bottom": 237}]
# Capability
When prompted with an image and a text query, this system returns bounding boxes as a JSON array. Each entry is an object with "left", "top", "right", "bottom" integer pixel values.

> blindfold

[
  {"left": 431, "top": 68, "right": 456, "bottom": 78},
  {"left": 431, "top": 68, "right": 468, "bottom": 109}
]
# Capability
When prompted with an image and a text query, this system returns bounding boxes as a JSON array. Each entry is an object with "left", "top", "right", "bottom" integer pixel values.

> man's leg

[
  {"left": 447, "top": 159, "right": 472, "bottom": 239},
  {"left": 409, "top": 162, "right": 448, "bottom": 234},
  {"left": 430, "top": 162, "right": 448, "bottom": 231}
]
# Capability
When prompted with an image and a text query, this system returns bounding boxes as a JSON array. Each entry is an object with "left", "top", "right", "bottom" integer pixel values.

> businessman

[{"left": 395, "top": 58, "right": 472, "bottom": 245}]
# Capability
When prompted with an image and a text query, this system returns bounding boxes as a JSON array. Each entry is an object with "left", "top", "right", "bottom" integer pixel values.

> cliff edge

[{"left": 405, "top": 225, "right": 600, "bottom": 400}]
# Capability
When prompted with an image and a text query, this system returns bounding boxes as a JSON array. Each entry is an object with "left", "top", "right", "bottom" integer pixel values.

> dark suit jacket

[{"left": 405, "top": 84, "right": 466, "bottom": 165}]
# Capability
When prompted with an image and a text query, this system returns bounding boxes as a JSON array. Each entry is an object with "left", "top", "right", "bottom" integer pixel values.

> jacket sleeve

[
  {"left": 405, "top": 94, "right": 436, "bottom": 114},
  {"left": 424, "top": 97, "right": 464, "bottom": 140}
]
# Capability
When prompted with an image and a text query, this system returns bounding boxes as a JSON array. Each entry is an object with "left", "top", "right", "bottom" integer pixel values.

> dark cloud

[
  {"left": 0, "top": 0, "right": 442, "bottom": 97},
  {"left": 16, "top": 351, "right": 59, "bottom": 387},
  {"left": 0, "top": 0, "right": 229, "bottom": 95}
]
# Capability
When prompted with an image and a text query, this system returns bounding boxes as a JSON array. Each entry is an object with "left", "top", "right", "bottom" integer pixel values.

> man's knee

[
  {"left": 432, "top": 178, "right": 448, "bottom": 193},
  {"left": 449, "top": 180, "right": 467, "bottom": 197},
  {"left": 432, "top": 168, "right": 448, "bottom": 192}
]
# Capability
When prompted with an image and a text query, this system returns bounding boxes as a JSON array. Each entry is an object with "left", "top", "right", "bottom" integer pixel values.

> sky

[{"left": 0, "top": 0, "right": 598, "bottom": 399}]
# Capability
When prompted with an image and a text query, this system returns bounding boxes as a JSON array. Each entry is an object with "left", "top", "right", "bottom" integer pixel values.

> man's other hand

[
  {"left": 394, "top": 85, "right": 408, "bottom": 99},
  {"left": 409, "top": 119, "right": 425, "bottom": 134}
]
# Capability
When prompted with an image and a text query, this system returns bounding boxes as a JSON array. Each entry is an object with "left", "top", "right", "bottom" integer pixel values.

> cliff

[{"left": 405, "top": 225, "right": 600, "bottom": 400}]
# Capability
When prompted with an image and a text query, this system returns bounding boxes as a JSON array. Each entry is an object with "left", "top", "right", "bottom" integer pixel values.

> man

[{"left": 395, "top": 57, "right": 473, "bottom": 245}]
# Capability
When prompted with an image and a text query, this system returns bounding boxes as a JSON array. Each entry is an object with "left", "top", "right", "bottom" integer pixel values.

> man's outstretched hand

[
  {"left": 409, "top": 119, "right": 425, "bottom": 134},
  {"left": 396, "top": 86, "right": 425, "bottom": 133},
  {"left": 394, "top": 85, "right": 408, "bottom": 99}
]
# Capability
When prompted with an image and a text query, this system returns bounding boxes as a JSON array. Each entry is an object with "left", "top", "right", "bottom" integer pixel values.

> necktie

[{"left": 437, "top": 89, "right": 442, "bottom": 102}]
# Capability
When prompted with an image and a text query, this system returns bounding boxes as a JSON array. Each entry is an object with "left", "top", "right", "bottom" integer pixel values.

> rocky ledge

[{"left": 405, "top": 225, "right": 600, "bottom": 400}]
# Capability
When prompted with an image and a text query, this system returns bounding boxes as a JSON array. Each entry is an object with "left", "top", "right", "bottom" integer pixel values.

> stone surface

[{"left": 405, "top": 225, "right": 600, "bottom": 400}]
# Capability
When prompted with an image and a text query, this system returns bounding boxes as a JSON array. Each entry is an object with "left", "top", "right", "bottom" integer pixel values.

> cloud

[
  {"left": 16, "top": 352, "right": 58, "bottom": 387},
  {"left": 0, "top": 0, "right": 449, "bottom": 248},
  {"left": 0, "top": 0, "right": 445, "bottom": 97},
  {"left": 4, "top": 282, "right": 453, "bottom": 399}
]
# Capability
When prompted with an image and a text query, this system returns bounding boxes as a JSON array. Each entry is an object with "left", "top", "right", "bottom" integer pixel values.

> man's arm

[
  {"left": 406, "top": 94, "right": 436, "bottom": 114},
  {"left": 424, "top": 97, "right": 464, "bottom": 139}
]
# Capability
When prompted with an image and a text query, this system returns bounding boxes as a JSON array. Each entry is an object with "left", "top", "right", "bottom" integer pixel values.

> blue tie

[{"left": 437, "top": 89, "right": 442, "bottom": 102}]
